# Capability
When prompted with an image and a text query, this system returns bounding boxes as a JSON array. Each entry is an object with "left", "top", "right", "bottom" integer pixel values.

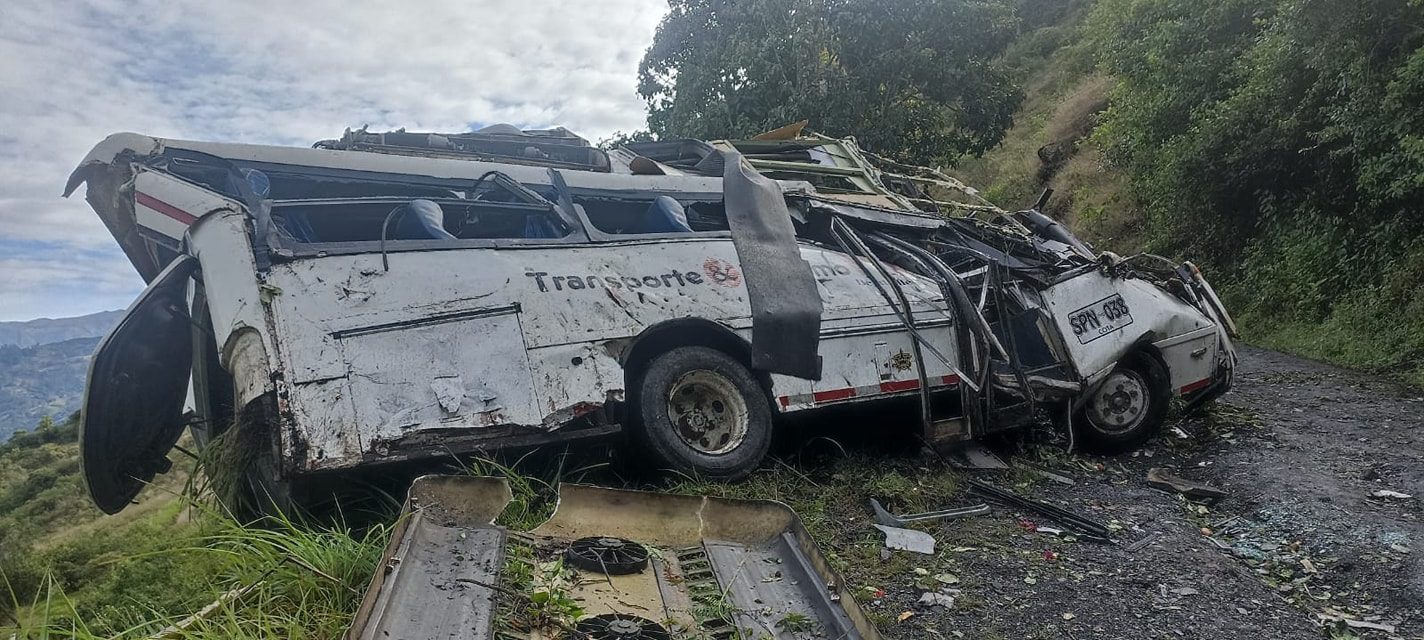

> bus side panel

[
  {"left": 262, "top": 251, "right": 534, "bottom": 471},
  {"left": 770, "top": 246, "right": 960, "bottom": 412},
  {"left": 512, "top": 239, "right": 754, "bottom": 423},
  {"left": 513, "top": 240, "right": 960, "bottom": 422},
  {"left": 513, "top": 240, "right": 754, "bottom": 349},
  {"left": 770, "top": 320, "right": 960, "bottom": 411},
  {"left": 337, "top": 307, "right": 542, "bottom": 443}
]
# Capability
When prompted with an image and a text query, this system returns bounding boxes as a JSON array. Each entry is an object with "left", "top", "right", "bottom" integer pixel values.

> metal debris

[
  {"left": 916, "top": 592, "right": 955, "bottom": 609},
  {"left": 969, "top": 480, "right": 1111, "bottom": 541},
  {"left": 1125, "top": 531, "right": 1159, "bottom": 552},
  {"left": 1017, "top": 463, "right": 1076, "bottom": 486},
  {"left": 1147, "top": 468, "right": 1228, "bottom": 501},
  {"left": 873, "top": 524, "right": 937, "bottom": 555},
  {"left": 949, "top": 443, "right": 1009, "bottom": 470},
  {"left": 869, "top": 498, "right": 988, "bottom": 528}
]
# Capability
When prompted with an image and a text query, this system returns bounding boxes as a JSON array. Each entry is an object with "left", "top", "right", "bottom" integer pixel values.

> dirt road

[{"left": 864, "top": 346, "right": 1424, "bottom": 639}]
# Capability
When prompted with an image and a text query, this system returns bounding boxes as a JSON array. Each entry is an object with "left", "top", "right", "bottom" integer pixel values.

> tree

[{"left": 637, "top": 0, "right": 1023, "bottom": 163}]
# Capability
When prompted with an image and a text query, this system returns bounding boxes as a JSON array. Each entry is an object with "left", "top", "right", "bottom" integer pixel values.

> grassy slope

[
  {"left": 0, "top": 419, "right": 385, "bottom": 639},
  {"left": 954, "top": 9, "right": 1147, "bottom": 253}
]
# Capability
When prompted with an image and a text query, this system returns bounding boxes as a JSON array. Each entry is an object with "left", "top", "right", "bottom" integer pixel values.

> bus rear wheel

[{"left": 632, "top": 346, "right": 773, "bottom": 481}]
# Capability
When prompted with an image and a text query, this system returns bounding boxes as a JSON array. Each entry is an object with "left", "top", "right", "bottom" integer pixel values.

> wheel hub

[
  {"left": 666, "top": 370, "right": 750, "bottom": 455},
  {"left": 1085, "top": 370, "right": 1148, "bottom": 434},
  {"left": 607, "top": 619, "right": 642, "bottom": 636}
]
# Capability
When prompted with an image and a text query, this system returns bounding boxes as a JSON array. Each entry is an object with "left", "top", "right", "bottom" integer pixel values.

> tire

[
  {"left": 1075, "top": 352, "right": 1171, "bottom": 453},
  {"left": 632, "top": 346, "right": 773, "bottom": 481}
]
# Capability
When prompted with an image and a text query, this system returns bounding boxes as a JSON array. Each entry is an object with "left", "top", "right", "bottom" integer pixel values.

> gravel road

[{"left": 873, "top": 346, "right": 1424, "bottom": 639}]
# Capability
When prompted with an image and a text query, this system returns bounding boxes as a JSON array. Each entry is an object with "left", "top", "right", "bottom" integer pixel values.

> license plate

[{"left": 1068, "top": 294, "right": 1134, "bottom": 344}]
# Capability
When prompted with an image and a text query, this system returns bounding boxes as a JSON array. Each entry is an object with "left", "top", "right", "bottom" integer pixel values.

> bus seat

[
  {"left": 641, "top": 196, "right": 692, "bottom": 233},
  {"left": 393, "top": 199, "right": 456, "bottom": 240}
]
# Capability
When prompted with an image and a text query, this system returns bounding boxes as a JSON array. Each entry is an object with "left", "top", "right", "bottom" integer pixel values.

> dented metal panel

[
  {"left": 722, "top": 151, "right": 824, "bottom": 379},
  {"left": 1039, "top": 271, "right": 1215, "bottom": 381},
  {"left": 258, "top": 235, "right": 960, "bottom": 471},
  {"left": 349, "top": 476, "right": 513, "bottom": 640},
  {"left": 348, "top": 475, "right": 881, "bottom": 640}
]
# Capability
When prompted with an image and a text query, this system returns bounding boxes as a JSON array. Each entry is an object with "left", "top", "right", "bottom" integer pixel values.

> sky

[{"left": 0, "top": 0, "right": 667, "bottom": 322}]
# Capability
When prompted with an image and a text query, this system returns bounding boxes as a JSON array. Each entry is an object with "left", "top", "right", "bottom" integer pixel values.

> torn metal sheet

[
  {"left": 349, "top": 476, "right": 881, "bottom": 640},
  {"left": 1146, "top": 467, "right": 1228, "bottom": 500},
  {"left": 348, "top": 476, "right": 513, "bottom": 639},
  {"left": 869, "top": 498, "right": 988, "bottom": 528},
  {"left": 722, "top": 151, "right": 824, "bottom": 380},
  {"left": 873, "top": 524, "right": 937, "bottom": 555}
]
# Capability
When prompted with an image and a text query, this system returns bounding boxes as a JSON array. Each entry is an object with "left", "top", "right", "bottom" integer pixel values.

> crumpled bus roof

[{"left": 64, "top": 123, "right": 1068, "bottom": 284}]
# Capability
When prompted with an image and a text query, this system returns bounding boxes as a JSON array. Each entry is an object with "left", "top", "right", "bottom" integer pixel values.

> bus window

[{"left": 577, "top": 196, "right": 729, "bottom": 235}]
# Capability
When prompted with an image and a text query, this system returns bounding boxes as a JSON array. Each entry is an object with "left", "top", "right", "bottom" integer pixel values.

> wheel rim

[
  {"left": 665, "top": 369, "right": 750, "bottom": 455},
  {"left": 1085, "top": 369, "right": 1150, "bottom": 434}
]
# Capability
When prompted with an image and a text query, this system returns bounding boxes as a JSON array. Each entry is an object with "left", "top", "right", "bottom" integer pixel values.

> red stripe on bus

[
  {"left": 879, "top": 379, "right": 921, "bottom": 393},
  {"left": 1180, "top": 378, "right": 1212, "bottom": 394},
  {"left": 136, "top": 192, "right": 197, "bottom": 225},
  {"left": 812, "top": 387, "right": 857, "bottom": 403}
]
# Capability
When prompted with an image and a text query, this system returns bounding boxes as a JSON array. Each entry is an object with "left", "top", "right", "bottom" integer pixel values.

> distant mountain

[
  {"left": 0, "top": 337, "right": 100, "bottom": 442},
  {"left": 0, "top": 310, "right": 122, "bottom": 349},
  {"left": 0, "top": 311, "right": 120, "bottom": 442}
]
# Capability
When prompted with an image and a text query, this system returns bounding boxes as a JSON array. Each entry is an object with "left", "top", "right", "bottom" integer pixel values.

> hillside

[
  {"left": 0, "top": 415, "right": 205, "bottom": 631},
  {"left": 956, "top": 0, "right": 1424, "bottom": 385},
  {"left": 0, "top": 337, "right": 100, "bottom": 442},
  {"left": 0, "top": 311, "right": 121, "bottom": 349},
  {"left": 0, "top": 415, "right": 387, "bottom": 637}
]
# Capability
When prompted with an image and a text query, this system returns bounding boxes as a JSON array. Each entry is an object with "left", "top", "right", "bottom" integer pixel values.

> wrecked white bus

[{"left": 68, "top": 126, "right": 1237, "bottom": 514}]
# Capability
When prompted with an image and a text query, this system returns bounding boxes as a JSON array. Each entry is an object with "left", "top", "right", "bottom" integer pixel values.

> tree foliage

[
  {"left": 1087, "top": 0, "right": 1424, "bottom": 375},
  {"left": 637, "top": 0, "right": 1024, "bottom": 163},
  {"left": 1090, "top": 0, "right": 1424, "bottom": 257}
]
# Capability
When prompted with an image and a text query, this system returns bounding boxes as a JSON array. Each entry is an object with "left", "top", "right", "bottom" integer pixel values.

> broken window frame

[
  {"left": 568, "top": 188, "right": 733, "bottom": 242},
  {"left": 243, "top": 167, "right": 611, "bottom": 260},
  {"left": 266, "top": 195, "right": 587, "bottom": 260}
]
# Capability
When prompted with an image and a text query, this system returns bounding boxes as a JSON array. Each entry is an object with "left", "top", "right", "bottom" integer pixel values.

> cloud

[
  {"left": 0, "top": 243, "right": 145, "bottom": 321},
  {"left": 0, "top": 0, "right": 666, "bottom": 321}
]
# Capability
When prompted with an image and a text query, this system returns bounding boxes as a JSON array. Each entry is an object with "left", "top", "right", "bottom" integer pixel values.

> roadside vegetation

[
  {"left": 0, "top": 413, "right": 975, "bottom": 638},
  {"left": 0, "top": 416, "right": 384, "bottom": 639},
  {"left": 959, "top": 0, "right": 1424, "bottom": 385}
]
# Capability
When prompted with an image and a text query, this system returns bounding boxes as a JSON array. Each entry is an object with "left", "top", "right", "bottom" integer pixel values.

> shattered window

[
  {"left": 761, "top": 171, "right": 862, "bottom": 194},
  {"left": 272, "top": 198, "right": 569, "bottom": 244},
  {"left": 577, "top": 196, "right": 729, "bottom": 235}
]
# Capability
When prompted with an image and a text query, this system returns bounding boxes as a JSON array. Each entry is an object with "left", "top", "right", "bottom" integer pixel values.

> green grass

[
  {"left": 0, "top": 418, "right": 1042, "bottom": 640},
  {"left": 0, "top": 413, "right": 390, "bottom": 639},
  {"left": 3, "top": 502, "right": 388, "bottom": 639}
]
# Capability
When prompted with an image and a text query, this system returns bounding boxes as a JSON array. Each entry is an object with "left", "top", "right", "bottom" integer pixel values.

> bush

[{"left": 1081, "top": 0, "right": 1424, "bottom": 381}]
